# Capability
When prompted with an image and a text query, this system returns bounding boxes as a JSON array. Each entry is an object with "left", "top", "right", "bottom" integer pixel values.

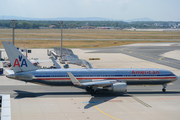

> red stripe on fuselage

[{"left": 37, "top": 77, "right": 176, "bottom": 80}]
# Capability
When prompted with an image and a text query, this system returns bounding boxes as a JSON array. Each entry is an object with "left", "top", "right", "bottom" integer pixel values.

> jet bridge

[{"left": 52, "top": 47, "right": 93, "bottom": 68}]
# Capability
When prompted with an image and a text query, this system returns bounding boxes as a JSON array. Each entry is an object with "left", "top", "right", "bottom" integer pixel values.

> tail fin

[{"left": 2, "top": 41, "right": 38, "bottom": 73}]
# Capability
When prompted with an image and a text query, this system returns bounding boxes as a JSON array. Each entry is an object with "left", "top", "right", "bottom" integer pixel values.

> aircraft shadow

[
  {"left": 83, "top": 93, "right": 127, "bottom": 109},
  {"left": 14, "top": 90, "right": 89, "bottom": 99},
  {"left": 14, "top": 90, "right": 180, "bottom": 109},
  {"left": 84, "top": 91, "right": 180, "bottom": 109},
  {"left": 14, "top": 90, "right": 126, "bottom": 109},
  {"left": 13, "top": 90, "right": 126, "bottom": 98}
]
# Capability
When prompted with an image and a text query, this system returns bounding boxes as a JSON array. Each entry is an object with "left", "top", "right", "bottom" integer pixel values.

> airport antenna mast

[
  {"left": 10, "top": 20, "right": 17, "bottom": 45},
  {"left": 58, "top": 21, "right": 63, "bottom": 59}
]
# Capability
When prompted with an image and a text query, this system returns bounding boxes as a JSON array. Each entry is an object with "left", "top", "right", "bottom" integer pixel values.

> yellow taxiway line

[
  {"left": 36, "top": 50, "right": 40, "bottom": 54},
  {"left": 91, "top": 103, "right": 120, "bottom": 120}
]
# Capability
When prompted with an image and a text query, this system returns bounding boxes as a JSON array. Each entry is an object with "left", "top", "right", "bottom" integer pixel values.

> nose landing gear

[{"left": 162, "top": 84, "right": 167, "bottom": 92}]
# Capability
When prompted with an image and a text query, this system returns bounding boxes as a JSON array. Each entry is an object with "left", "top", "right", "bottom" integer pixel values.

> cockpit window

[{"left": 170, "top": 73, "right": 174, "bottom": 76}]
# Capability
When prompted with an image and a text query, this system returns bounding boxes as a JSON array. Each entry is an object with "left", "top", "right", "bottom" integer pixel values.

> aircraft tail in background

[{"left": 2, "top": 41, "right": 38, "bottom": 73}]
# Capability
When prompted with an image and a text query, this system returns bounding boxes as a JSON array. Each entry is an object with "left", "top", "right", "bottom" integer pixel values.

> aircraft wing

[
  {"left": 67, "top": 72, "right": 117, "bottom": 87},
  {"left": 81, "top": 80, "right": 117, "bottom": 86}
]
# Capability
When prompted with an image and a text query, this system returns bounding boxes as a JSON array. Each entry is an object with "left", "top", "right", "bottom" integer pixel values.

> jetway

[{"left": 50, "top": 47, "right": 93, "bottom": 68}]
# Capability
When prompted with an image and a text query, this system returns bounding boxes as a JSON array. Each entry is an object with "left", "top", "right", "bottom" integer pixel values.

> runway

[{"left": 0, "top": 42, "right": 180, "bottom": 120}]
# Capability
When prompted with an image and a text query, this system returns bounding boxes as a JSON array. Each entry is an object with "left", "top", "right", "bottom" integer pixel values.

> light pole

[
  {"left": 10, "top": 20, "right": 17, "bottom": 45},
  {"left": 58, "top": 21, "right": 63, "bottom": 59}
]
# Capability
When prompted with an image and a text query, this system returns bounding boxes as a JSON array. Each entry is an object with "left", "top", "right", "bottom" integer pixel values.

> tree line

[{"left": 0, "top": 20, "right": 179, "bottom": 29}]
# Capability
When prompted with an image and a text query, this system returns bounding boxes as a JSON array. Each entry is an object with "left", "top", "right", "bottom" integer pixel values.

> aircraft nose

[{"left": 177, "top": 76, "right": 180, "bottom": 81}]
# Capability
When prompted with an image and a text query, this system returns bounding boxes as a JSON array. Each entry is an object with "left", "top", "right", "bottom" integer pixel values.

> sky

[{"left": 0, "top": 0, "right": 179, "bottom": 21}]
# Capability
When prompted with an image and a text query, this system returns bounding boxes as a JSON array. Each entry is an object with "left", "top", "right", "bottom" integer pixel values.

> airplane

[{"left": 2, "top": 41, "right": 178, "bottom": 93}]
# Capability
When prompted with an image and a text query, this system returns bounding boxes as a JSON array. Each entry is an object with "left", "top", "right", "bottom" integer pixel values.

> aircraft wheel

[
  {"left": 162, "top": 88, "right": 166, "bottom": 92},
  {"left": 90, "top": 89, "right": 95, "bottom": 94},
  {"left": 95, "top": 90, "right": 99, "bottom": 94},
  {"left": 86, "top": 86, "right": 91, "bottom": 92}
]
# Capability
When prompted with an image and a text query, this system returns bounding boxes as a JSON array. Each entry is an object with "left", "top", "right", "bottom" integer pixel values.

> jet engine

[{"left": 106, "top": 82, "right": 127, "bottom": 92}]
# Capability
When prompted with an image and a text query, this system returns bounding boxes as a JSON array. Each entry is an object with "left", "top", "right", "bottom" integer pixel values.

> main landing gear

[
  {"left": 86, "top": 86, "right": 99, "bottom": 94},
  {"left": 162, "top": 84, "right": 167, "bottom": 92}
]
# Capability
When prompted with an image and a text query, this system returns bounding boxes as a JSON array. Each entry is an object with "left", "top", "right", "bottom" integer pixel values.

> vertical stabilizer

[{"left": 2, "top": 41, "right": 38, "bottom": 73}]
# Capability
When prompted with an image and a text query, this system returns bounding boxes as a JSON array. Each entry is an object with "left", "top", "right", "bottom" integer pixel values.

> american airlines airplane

[{"left": 2, "top": 41, "right": 178, "bottom": 93}]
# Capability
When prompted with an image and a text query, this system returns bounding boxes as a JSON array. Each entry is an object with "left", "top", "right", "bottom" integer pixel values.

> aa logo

[{"left": 13, "top": 55, "right": 28, "bottom": 67}]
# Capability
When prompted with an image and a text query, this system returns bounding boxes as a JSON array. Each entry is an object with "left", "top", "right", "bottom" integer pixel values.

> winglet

[{"left": 67, "top": 72, "right": 83, "bottom": 86}]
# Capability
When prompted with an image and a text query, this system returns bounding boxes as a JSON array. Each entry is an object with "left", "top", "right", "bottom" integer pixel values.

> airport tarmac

[{"left": 0, "top": 42, "right": 180, "bottom": 120}]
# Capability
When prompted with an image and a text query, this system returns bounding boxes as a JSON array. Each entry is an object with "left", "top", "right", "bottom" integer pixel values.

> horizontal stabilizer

[{"left": 5, "top": 69, "right": 15, "bottom": 74}]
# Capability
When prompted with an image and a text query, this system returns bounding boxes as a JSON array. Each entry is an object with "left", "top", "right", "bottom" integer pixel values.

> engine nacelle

[{"left": 107, "top": 82, "right": 127, "bottom": 92}]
